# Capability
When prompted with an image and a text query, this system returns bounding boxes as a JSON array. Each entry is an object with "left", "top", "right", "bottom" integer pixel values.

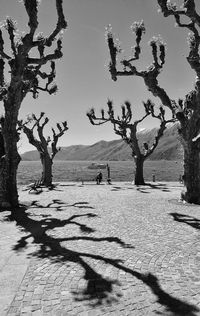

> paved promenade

[{"left": 0, "top": 182, "right": 200, "bottom": 315}]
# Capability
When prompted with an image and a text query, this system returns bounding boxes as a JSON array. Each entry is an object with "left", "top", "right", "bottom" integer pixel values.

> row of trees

[
  {"left": 87, "top": 99, "right": 175, "bottom": 185},
  {"left": 0, "top": 0, "right": 67, "bottom": 208},
  {"left": 18, "top": 98, "right": 174, "bottom": 189},
  {"left": 1, "top": 0, "right": 200, "bottom": 208},
  {"left": 18, "top": 97, "right": 172, "bottom": 190},
  {"left": 88, "top": 0, "right": 200, "bottom": 205}
]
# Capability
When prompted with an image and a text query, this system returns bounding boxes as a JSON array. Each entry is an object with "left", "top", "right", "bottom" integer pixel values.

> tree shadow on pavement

[
  {"left": 111, "top": 183, "right": 171, "bottom": 193},
  {"left": 110, "top": 186, "right": 129, "bottom": 191},
  {"left": 23, "top": 183, "right": 64, "bottom": 193},
  {"left": 29, "top": 200, "right": 95, "bottom": 211},
  {"left": 4, "top": 204, "right": 199, "bottom": 315},
  {"left": 170, "top": 212, "right": 200, "bottom": 230},
  {"left": 137, "top": 183, "right": 171, "bottom": 193}
]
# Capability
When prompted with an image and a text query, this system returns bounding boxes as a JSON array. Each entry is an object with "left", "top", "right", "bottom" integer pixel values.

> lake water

[{"left": 17, "top": 160, "right": 183, "bottom": 185}]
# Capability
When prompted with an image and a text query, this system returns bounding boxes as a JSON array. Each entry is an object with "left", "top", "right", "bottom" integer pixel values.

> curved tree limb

[
  {"left": 45, "top": 0, "right": 67, "bottom": 47},
  {"left": 106, "top": 21, "right": 174, "bottom": 111}
]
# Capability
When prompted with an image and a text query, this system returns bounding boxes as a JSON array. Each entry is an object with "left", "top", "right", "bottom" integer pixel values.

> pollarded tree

[
  {"left": 106, "top": 0, "right": 200, "bottom": 204},
  {"left": 19, "top": 112, "right": 68, "bottom": 187},
  {"left": 0, "top": 0, "right": 67, "bottom": 208},
  {"left": 87, "top": 99, "right": 175, "bottom": 185}
]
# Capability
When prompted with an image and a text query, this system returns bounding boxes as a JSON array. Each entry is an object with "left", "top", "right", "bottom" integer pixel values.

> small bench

[{"left": 77, "top": 178, "right": 95, "bottom": 185}]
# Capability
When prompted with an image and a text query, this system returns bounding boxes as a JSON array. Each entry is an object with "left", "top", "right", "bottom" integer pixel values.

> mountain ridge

[{"left": 21, "top": 123, "right": 183, "bottom": 161}]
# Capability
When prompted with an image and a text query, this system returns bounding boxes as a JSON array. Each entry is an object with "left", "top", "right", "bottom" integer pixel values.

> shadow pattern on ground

[
  {"left": 137, "top": 183, "right": 171, "bottom": 193},
  {"left": 111, "top": 183, "right": 171, "bottom": 193},
  {"left": 170, "top": 212, "right": 200, "bottom": 230},
  {"left": 29, "top": 200, "right": 95, "bottom": 211},
  {"left": 3, "top": 202, "right": 199, "bottom": 315}
]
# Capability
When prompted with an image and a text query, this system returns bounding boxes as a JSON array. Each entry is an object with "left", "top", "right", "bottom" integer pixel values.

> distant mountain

[{"left": 21, "top": 123, "right": 183, "bottom": 161}]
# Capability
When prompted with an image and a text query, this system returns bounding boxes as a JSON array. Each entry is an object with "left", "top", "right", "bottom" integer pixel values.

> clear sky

[{"left": 0, "top": 0, "right": 199, "bottom": 153}]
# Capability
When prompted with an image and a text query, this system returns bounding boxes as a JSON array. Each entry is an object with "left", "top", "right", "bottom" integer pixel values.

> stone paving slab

[{"left": 0, "top": 182, "right": 200, "bottom": 315}]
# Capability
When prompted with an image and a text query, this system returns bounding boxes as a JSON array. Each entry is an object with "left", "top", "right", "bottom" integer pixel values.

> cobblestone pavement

[{"left": 0, "top": 182, "right": 200, "bottom": 315}]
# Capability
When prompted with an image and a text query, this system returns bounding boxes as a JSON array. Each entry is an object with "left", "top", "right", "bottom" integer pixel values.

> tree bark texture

[
  {"left": 40, "top": 153, "right": 53, "bottom": 187},
  {"left": 134, "top": 156, "right": 145, "bottom": 185},
  {"left": 0, "top": 99, "right": 21, "bottom": 208},
  {"left": 182, "top": 142, "right": 200, "bottom": 204}
]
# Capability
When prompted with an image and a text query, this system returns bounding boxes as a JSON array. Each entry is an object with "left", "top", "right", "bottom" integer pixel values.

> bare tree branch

[
  {"left": 4, "top": 18, "right": 17, "bottom": 57},
  {"left": 27, "top": 39, "right": 63, "bottom": 65},
  {"left": 157, "top": 0, "right": 200, "bottom": 27},
  {"left": 18, "top": 119, "right": 44, "bottom": 154},
  {"left": 51, "top": 121, "right": 68, "bottom": 159},
  {"left": 0, "top": 30, "right": 11, "bottom": 60},
  {"left": 106, "top": 21, "right": 174, "bottom": 111},
  {"left": 23, "top": 0, "right": 39, "bottom": 38},
  {"left": 45, "top": 0, "right": 67, "bottom": 47}
]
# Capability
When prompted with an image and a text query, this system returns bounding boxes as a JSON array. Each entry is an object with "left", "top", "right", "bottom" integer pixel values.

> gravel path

[{"left": 0, "top": 181, "right": 200, "bottom": 315}]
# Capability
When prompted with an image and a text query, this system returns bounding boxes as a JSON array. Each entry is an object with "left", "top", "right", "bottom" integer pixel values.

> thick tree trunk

[
  {"left": 0, "top": 105, "right": 21, "bottom": 208},
  {"left": 181, "top": 143, "right": 200, "bottom": 204},
  {"left": 0, "top": 153, "right": 21, "bottom": 208},
  {"left": 40, "top": 153, "right": 53, "bottom": 187},
  {"left": 134, "top": 157, "right": 145, "bottom": 185}
]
